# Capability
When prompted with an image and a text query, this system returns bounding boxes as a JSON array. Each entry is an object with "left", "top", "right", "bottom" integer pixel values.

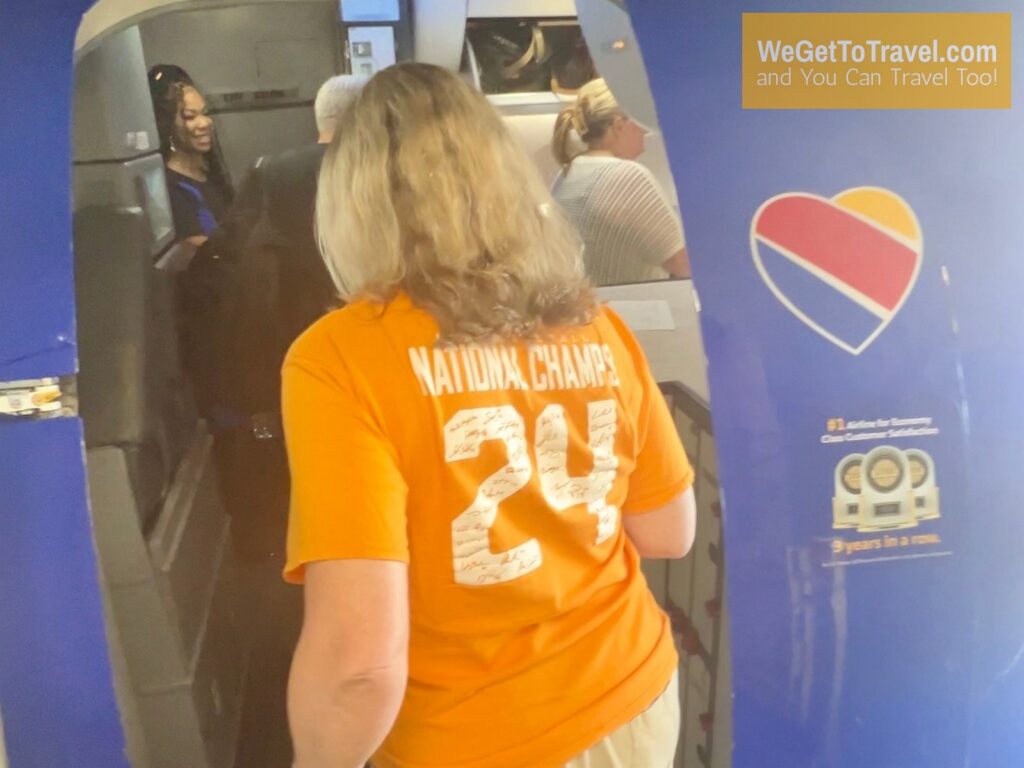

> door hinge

[{"left": 0, "top": 377, "right": 75, "bottom": 419}]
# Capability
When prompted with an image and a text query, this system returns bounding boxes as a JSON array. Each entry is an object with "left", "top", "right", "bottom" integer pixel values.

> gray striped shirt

[{"left": 552, "top": 156, "right": 686, "bottom": 286}]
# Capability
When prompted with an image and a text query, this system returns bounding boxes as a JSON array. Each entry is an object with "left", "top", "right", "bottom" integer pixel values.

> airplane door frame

[{"left": 0, "top": 1, "right": 130, "bottom": 766}]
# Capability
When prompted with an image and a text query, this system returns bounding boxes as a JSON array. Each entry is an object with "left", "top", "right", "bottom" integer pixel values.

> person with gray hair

[
  {"left": 314, "top": 73, "right": 368, "bottom": 143},
  {"left": 233, "top": 72, "right": 369, "bottom": 341},
  {"left": 199, "top": 72, "right": 369, "bottom": 561}
]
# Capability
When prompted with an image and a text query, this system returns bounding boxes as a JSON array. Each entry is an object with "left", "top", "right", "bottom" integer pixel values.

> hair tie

[{"left": 569, "top": 102, "right": 588, "bottom": 137}]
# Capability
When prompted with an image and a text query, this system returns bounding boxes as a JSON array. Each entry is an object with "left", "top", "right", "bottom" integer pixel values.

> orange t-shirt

[{"left": 282, "top": 293, "right": 694, "bottom": 768}]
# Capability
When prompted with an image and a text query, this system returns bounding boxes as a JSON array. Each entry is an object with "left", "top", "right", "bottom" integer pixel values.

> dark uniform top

[
  {"left": 200, "top": 143, "right": 337, "bottom": 558},
  {"left": 255, "top": 143, "right": 337, "bottom": 344},
  {"left": 165, "top": 167, "right": 232, "bottom": 239},
  {"left": 211, "top": 143, "right": 337, "bottom": 363}
]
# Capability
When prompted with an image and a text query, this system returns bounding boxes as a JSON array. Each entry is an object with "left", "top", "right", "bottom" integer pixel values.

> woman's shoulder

[
  {"left": 557, "top": 156, "right": 649, "bottom": 193},
  {"left": 286, "top": 293, "right": 434, "bottom": 368},
  {"left": 163, "top": 165, "right": 223, "bottom": 193},
  {"left": 163, "top": 166, "right": 189, "bottom": 189},
  {"left": 593, "top": 302, "right": 633, "bottom": 337},
  {"left": 599, "top": 157, "right": 660, "bottom": 185},
  {"left": 287, "top": 302, "right": 370, "bottom": 357},
  {"left": 589, "top": 159, "right": 671, "bottom": 214},
  {"left": 164, "top": 167, "right": 205, "bottom": 196}
]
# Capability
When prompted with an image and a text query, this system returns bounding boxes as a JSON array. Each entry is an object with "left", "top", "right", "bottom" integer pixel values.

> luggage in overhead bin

[{"left": 468, "top": 20, "right": 552, "bottom": 93}]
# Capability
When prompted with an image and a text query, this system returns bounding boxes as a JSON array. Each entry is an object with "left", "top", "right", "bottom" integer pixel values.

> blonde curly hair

[{"left": 316, "top": 62, "right": 595, "bottom": 343}]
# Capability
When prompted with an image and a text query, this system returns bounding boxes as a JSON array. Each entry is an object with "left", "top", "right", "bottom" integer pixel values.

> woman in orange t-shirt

[{"left": 284, "top": 62, "right": 696, "bottom": 768}]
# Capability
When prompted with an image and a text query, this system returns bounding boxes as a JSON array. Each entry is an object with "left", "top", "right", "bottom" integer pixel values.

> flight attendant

[
  {"left": 148, "top": 64, "right": 233, "bottom": 259},
  {"left": 148, "top": 64, "right": 249, "bottom": 548},
  {"left": 283, "top": 63, "right": 696, "bottom": 768}
]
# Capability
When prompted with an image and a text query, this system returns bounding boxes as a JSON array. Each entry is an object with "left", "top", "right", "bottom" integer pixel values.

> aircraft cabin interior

[{"left": 63, "top": 1, "right": 724, "bottom": 766}]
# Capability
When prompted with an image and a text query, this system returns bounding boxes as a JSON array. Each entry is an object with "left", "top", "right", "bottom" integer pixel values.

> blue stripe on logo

[{"left": 756, "top": 241, "right": 884, "bottom": 350}]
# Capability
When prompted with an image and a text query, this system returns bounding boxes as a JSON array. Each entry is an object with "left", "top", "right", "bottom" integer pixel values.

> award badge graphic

[
  {"left": 830, "top": 446, "right": 941, "bottom": 533},
  {"left": 751, "top": 187, "right": 922, "bottom": 354}
]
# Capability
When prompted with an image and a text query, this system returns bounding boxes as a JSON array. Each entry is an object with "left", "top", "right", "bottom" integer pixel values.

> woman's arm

[
  {"left": 604, "top": 163, "right": 689, "bottom": 278},
  {"left": 289, "top": 558, "right": 409, "bottom": 768},
  {"left": 622, "top": 487, "right": 696, "bottom": 559},
  {"left": 178, "top": 234, "right": 208, "bottom": 264},
  {"left": 661, "top": 246, "right": 691, "bottom": 279}
]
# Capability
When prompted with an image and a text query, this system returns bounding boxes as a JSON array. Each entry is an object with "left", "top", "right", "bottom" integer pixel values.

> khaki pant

[
  {"left": 374, "top": 673, "right": 680, "bottom": 768},
  {"left": 564, "top": 672, "right": 680, "bottom": 768}
]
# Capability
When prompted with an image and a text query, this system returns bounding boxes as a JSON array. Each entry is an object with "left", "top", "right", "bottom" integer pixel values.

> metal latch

[{"left": 0, "top": 377, "right": 68, "bottom": 418}]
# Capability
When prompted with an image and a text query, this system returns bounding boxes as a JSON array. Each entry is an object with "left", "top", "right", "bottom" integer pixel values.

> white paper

[{"left": 607, "top": 300, "right": 676, "bottom": 331}]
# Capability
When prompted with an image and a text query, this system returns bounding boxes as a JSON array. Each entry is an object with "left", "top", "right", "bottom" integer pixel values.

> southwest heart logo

[{"left": 750, "top": 187, "right": 922, "bottom": 355}]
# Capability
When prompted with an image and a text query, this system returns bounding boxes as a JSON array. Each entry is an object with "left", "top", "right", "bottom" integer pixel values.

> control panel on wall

[{"left": 340, "top": 0, "right": 413, "bottom": 74}]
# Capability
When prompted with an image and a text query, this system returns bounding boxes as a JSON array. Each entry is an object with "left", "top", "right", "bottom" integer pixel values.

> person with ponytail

[
  {"left": 552, "top": 78, "right": 690, "bottom": 285},
  {"left": 147, "top": 64, "right": 234, "bottom": 260}
]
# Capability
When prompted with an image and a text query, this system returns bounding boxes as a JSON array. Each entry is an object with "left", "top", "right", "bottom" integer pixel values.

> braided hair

[{"left": 147, "top": 64, "right": 234, "bottom": 198}]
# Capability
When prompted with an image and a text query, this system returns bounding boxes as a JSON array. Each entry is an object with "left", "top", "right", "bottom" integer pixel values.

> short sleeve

[
  {"left": 282, "top": 350, "right": 409, "bottom": 583},
  {"left": 168, "top": 178, "right": 218, "bottom": 239},
  {"left": 609, "top": 163, "right": 686, "bottom": 268},
  {"left": 602, "top": 308, "right": 695, "bottom": 514}
]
